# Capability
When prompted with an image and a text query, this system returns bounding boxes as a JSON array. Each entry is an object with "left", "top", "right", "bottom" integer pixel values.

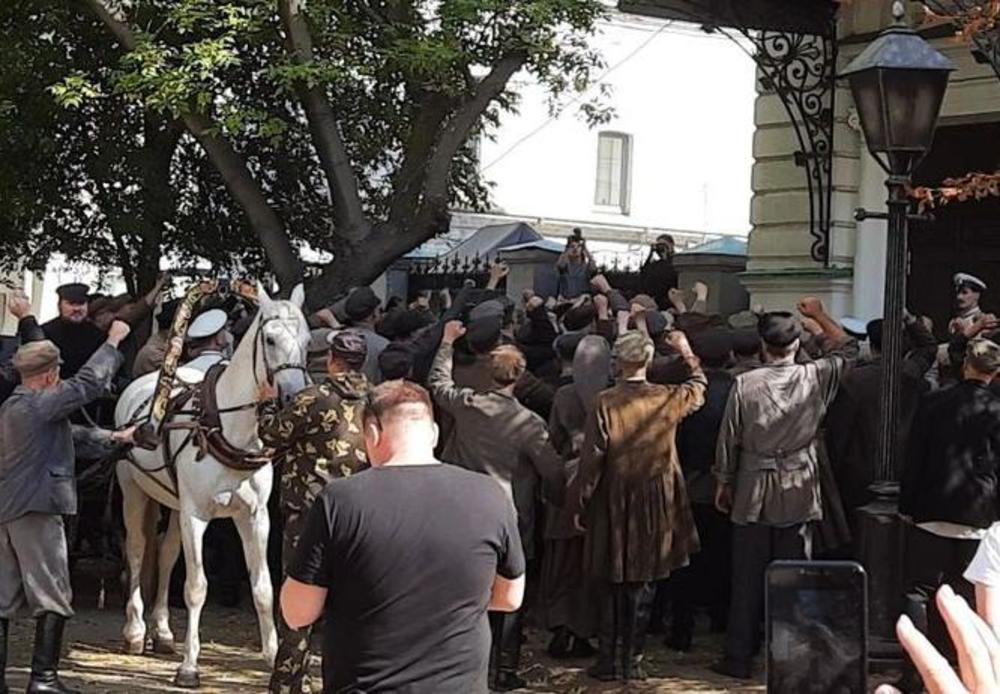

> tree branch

[
  {"left": 419, "top": 52, "right": 526, "bottom": 210},
  {"left": 80, "top": 0, "right": 304, "bottom": 290},
  {"left": 279, "top": 0, "right": 370, "bottom": 242}
]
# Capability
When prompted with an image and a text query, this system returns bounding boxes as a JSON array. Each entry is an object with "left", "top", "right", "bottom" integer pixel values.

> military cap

[
  {"left": 56, "top": 283, "right": 89, "bottom": 304},
  {"left": 614, "top": 330, "right": 655, "bottom": 365},
  {"left": 955, "top": 273, "right": 987, "bottom": 293},
  {"left": 187, "top": 309, "right": 228, "bottom": 340},
  {"left": 840, "top": 316, "right": 868, "bottom": 339},
  {"left": 732, "top": 329, "right": 762, "bottom": 357},
  {"left": 327, "top": 328, "right": 368, "bottom": 367},
  {"left": 13, "top": 340, "right": 62, "bottom": 377},
  {"left": 758, "top": 311, "right": 801, "bottom": 348},
  {"left": 344, "top": 287, "right": 381, "bottom": 322}
]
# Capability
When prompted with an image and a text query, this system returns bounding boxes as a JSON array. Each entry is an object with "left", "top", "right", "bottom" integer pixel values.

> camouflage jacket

[{"left": 258, "top": 371, "right": 371, "bottom": 515}]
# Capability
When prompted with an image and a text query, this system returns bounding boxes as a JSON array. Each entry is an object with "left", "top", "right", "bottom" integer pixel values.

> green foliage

[{"left": 1, "top": 0, "right": 608, "bottom": 291}]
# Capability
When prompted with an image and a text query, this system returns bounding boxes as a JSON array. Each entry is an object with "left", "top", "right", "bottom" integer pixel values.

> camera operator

[
  {"left": 556, "top": 229, "right": 596, "bottom": 300},
  {"left": 640, "top": 234, "right": 679, "bottom": 310}
]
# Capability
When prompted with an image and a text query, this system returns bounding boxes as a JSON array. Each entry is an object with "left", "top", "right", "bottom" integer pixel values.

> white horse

[{"left": 114, "top": 284, "right": 310, "bottom": 688}]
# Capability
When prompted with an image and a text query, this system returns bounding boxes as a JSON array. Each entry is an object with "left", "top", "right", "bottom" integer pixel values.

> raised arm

[
  {"left": 667, "top": 331, "right": 708, "bottom": 417},
  {"left": 427, "top": 321, "right": 473, "bottom": 414},
  {"left": 37, "top": 321, "right": 128, "bottom": 421}
]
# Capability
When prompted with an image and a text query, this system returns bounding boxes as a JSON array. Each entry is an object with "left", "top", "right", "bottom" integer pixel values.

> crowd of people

[{"left": 2, "top": 232, "right": 1000, "bottom": 693}]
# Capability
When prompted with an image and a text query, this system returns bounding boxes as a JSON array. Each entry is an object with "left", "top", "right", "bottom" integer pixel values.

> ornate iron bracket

[{"left": 722, "top": 27, "right": 838, "bottom": 265}]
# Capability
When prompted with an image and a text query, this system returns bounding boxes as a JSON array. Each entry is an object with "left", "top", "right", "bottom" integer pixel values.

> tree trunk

[{"left": 136, "top": 117, "right": 181, "bottom": 293}]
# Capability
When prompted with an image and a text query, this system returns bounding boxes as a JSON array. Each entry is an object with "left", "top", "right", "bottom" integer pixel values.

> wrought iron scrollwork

[
  {"left": 922, "top": 0, "right": 1000, "bottom": 82},
  {"left": 724, "top": 27, "right": 837, "bottom": 264}
]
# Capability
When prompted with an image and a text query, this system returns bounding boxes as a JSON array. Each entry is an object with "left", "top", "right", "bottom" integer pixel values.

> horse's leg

[
  {"left": 118, "top": 462, "right": 150, "bottom": 655},
  {"left": 151, "top": 510, "right": 181, "bottom": 654},
  {"left": 233, "top": 507, "right": 278, "bottom": 666},
  {"left": 176, "top": 511, "right": 209, "bottom": 688}
]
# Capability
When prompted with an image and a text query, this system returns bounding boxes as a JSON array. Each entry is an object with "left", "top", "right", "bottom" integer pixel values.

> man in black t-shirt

[{"left": 281, "top": 380, "right": 526, "bottom": 694}]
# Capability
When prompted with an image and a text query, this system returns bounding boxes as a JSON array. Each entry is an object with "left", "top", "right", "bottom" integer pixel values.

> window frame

[{"left": 593, "top": 131, "right": 633, "bottom": 215}]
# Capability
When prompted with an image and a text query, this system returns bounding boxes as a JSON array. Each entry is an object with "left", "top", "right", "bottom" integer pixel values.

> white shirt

[
  {"left": 179, "top": 352, "right": 227, "bottom": 383},
  {"left": 965, "top": 523, "right": 1000, "bottom": 586}
]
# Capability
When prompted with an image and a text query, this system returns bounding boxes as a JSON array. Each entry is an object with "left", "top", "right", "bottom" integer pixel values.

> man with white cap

[
  {"left": 950, "top": 272, "right": 988, "bottom": 336},
  {"left": 183, "top": 308, "right": 232, "bottom": 376}
]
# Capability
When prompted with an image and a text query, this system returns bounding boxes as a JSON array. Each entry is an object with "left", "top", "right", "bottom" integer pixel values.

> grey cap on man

[{"left": 12, "top": 340, "right": 63, "bottom": 378}]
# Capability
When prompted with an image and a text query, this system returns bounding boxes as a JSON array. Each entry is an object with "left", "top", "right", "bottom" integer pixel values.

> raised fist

[
  {"left": 442, "top": 320, "right": 466, "bottom": 345},
  {"left": 798, "top": 297, "right": 825, "bottom": 319},
  {"left": 8, "top": 291, "right": 31, "bottom": 320},
  {"left": 107, "top": 319, "right": 132, "bottom": 345}
]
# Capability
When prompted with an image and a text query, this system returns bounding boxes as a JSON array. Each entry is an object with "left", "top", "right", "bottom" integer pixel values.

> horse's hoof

[
  {"left": 124, "top": 638, "right": 145, "bottom": 655},
  {"left": 174, "top": 669, "right": 200, "bottom": 688},
  {"left": 152, "top": 636, "right": 176, "bottom": 654}
]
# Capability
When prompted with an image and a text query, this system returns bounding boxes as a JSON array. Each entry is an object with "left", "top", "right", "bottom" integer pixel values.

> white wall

[{"left": 477, "top": 13, "right": 757, "bottom": 237}]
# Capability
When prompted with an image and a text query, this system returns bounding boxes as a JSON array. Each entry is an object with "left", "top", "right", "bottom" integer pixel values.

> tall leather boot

[
  {"left": 26, "top": 613, "right": 79, "bottom": 694},
  {"left": 587, "top": 586, "right": 620, "bottom": 682},
  {"left": 1, "top": 618, "right": 9, "bottom": 694}
]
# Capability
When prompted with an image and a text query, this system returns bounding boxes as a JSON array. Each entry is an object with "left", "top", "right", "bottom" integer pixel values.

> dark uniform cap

[
  {"left": 644, "top": 311, "right": 669, "bottom": 339},
  {"left": 344, "top": 287, "right": 381, "bottom": 322},
  {"left": 553, "top": 331, "right": 586, "bottom": 362},
  {"left": 689, "top": 329, "right": 734, "bottom": 363},
  {"left": 732, "top": 329, "right": 762, "bottom": 357},
  {"left": 13, "top": 340, "right": 63, "bottom": 377},
  {"left": 469, "top": 299, "right": 506, "bottom": 322},
  {"left": 327, "top": 329, "right": 368, "bottom": 368},
  {"left": 383, "top": 309, "right": 434, "bottom": 340},
  {"left": 758, "top": 311, "right": 801, "bottom": 348},
  {"left": 563, "top": 302, "right": 597, "bottom": 331},
  {"left": 56, "top": 283, "right": 89, "bottom": 304},
  {"left": 466, "top": 315, "right": 503, "bottom": 354},
  {"left": 378, "top": 343, "right": 415, "bottom": 380}
]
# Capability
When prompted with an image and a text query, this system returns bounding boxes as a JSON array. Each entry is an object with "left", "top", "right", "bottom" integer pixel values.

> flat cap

[
  {"left": 469, "top": 299, "right": 506, "bottom": 322},
  {"left": 728, "top": 310, "right": 759, "bottom": 330},
  {"left": 56, "top": 283, "right": 89, "bottom": 304},
  {"left": 327, "top": 329, "right": 368, "bottom": 367},
  {"left": 187, "top": 309, "right": 228, "bottom": 340},
  {"left": 644, "top": 310, "right": 669, "bottom": 338},
  {"left": 614, "top": 330, "right": 655, "bottom": 365},
  {"left": 690, "top": 329, "right": 734, "bottom": 363},
  {"left": 955, "top": 273, "right": 987, "bottom": 293},
  {"left": 562, "top": 302, "right": 597, "bottom": 331},
  {"left": 758, "top": 311, "right": 801, "bottom": 348},
  {"left": 553, "top": 331, "right": 586, "bottom": 362},
  {"left": 345, "top": 287, "right": 381, "bottom": 322},
  {"left": 630, "top": 294, "right": 658, "bottom": 312},
  {"left": 466, "top": 315, "right": 503, "bottom": 353},
  {"left": 13, "top": 339, "right": 62, "bottom": 377}
]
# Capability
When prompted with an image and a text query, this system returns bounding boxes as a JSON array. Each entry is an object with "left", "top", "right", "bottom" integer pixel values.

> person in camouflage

[{"left": 258, "top": 329, "right": 371, "bottom": 694}]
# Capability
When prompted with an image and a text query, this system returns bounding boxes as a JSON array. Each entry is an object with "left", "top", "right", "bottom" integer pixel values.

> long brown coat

[{"left": 573, "top": 371, "right": 707, "bottom": 584}]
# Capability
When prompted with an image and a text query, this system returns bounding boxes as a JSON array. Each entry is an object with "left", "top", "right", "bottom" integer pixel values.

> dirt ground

[{"left": 5, "top": 603, "right": 765, "bottom": 693}]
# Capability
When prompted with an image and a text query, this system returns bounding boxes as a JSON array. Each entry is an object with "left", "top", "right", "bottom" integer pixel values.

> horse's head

[{"left": 256, "top": 282, "right": 311, "bottom": 406}]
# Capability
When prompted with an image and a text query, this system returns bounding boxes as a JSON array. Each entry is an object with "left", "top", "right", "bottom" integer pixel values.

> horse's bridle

[{"left": 251, "top": 314, "right": 309, "bottom": 387}]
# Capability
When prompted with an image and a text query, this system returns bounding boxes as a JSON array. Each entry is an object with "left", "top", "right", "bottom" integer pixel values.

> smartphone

[{"left": 766, "top": 561, "right": 867, "bottom": 694}]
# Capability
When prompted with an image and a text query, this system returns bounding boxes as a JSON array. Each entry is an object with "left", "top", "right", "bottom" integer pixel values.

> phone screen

[{"left": 766, "top": 561, "right": 867, "bottom": 694}]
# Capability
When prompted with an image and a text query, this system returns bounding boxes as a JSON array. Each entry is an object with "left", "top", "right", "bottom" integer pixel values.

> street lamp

[
  {"left": 841, "top": 0, "right": 953, "bottom": 482},
  {"left": 840, "top": 0, "right": 953, "bottom": 657}
]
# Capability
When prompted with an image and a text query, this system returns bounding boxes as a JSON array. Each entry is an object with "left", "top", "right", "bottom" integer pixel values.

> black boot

[
  {"left": 546, "top": 627, "right": 573, "bottom": 659},
  {"left": 1, "top": 618, "right": 9, "bottom": 694},
  {"left": 26, "top": 613, "right": 79, "bottom": 694},
  {"left": 666, "top": 610, "right": 694, "bottom": 652}
]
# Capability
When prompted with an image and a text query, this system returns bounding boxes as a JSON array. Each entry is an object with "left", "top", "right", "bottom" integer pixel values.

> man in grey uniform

[
  {"left": 183, "top": 308, "right": 232, "bottom": 376},
  {"left": 0, "top": 320, "right": 133, "bottom": 694}
]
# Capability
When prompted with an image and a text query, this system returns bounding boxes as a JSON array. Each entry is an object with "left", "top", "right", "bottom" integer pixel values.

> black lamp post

[
  {"left": 840, "top": 0, "right": 953, "bottom": 657},
  {"left": 841, "top": 0, "right": 953, "bottom": 482}
]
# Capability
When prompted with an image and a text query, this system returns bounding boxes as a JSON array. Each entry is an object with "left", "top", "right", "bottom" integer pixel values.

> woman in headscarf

[{"left": 540, "top": 335, "right": 612, "bottom": 658}]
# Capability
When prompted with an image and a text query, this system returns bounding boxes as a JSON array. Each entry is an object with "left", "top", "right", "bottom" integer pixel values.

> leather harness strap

[{"left": 192, "top": 363, "right": 272, "bottom": 472}]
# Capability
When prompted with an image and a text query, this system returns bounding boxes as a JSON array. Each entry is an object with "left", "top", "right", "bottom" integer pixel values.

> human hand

[
  {"left": 693, "top": 281, "right": 709, "bottom": 301},
  {"left": 8, "top": 291, "right": 31, "bottom": 320},
  {"left": 801, "top": 317, "right": 823, "bottom": 336},
  {"left": 715, "top": 484, "right": 733, "bottom": 514},
  {"left": 667, "top": 330, "right": 693, "bottom": 357},
  {"left": 526, "top": 295, "right": 545, "bottom": 311},
  {"left": 593, "top": 293, "right": 609, "bottom": 317},
  {"left": 442, "top": 320, "right": 466, "bottom": 345},
  {"left": 590, "top": 274, "right": 611, "bottom": 295},
  {"left": 798, "top": 296, "right": 825, "bottom": 319},
  {"left": 973, "top": 313, "right": 1000, "bottom": 336},
  {"left": 875, "top": 584, "right": 1000, "bottom": 694},
  {"left": 111, "top": 425, "right": 138, "bottom": 445},
  {"left": 487, "top": 262, "right": 510, "bottom": 289},
  {"left": 257, "top": 381, "right": 278, "bottom": 403},
  {"left": 668, "top": 288, "right": 687, "bottom": 312},
  {"left": 106, "top": 320, "right": 131, "bottom": 346},
  {"left": 315, "top": 308, "right": 340, "bottom": 329}
]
